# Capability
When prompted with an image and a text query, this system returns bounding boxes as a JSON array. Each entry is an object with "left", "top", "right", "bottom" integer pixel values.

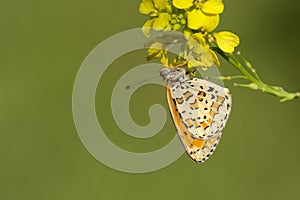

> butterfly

[{"left": 160, "top": 67, "right": 232, "bottom": 163}]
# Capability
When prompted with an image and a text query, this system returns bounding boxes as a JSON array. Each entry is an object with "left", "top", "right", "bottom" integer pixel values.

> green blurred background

[{"left": 1, "top": 0, "right": 300, "bottom": 199}]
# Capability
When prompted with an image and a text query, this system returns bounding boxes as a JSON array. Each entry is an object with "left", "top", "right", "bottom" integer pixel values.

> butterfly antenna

[{"left": 125, "top": 74, "right": 160, "bottom": 90}]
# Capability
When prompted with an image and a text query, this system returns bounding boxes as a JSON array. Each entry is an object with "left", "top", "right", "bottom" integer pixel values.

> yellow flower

[
  {"left": 173, "top": 0, "right": 224, "bottom": 32},
  {"left": 213, "top": 31, "right": 240, "bottom": 53},
  {"left": 139, "top": 0, "right": 168, "bottom": 15},
  {"left": 160, "top": 51, "right": 169, "bottom": 66},
  {"left": 146, "top": 41, "right": 169, "bottom": 66},
  {"left": 172, "top": 0, "right": 194, "bottom": 9},
  {"left": 139, "top": 0, "right": 170, "bottom": 36},
  {"left": 146, "top": 42, "right": 164, "bottom": 60},
  {"left": 187, "top": 32, "right": 220, "bottom": 68}
]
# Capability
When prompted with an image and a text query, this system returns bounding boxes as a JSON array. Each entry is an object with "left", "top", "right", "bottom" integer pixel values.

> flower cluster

[{"left": 139, "top": 0, "right": 240, "bottom": 69}]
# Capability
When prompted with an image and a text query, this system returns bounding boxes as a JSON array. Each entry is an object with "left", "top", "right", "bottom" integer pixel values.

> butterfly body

[{"left": 160, "top": 67, "right": 232, "bottom": 163}]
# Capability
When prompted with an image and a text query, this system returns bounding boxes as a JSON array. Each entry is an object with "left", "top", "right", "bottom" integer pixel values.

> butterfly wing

[
  {"left": 166, "top": 82, "right": 222, "bottom": 163},
  {"left": 169, "top": 78, "right": 232, "bottom": 139}
]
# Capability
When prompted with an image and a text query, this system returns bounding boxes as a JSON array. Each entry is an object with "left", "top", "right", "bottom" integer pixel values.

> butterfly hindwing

[{"left": 166, "top": 83, "right": 222, "bottom": 163}]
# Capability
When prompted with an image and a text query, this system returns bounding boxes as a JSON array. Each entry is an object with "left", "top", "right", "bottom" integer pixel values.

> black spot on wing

[{"left": 207, "top": 87, "right": 214, "bottom": 92}]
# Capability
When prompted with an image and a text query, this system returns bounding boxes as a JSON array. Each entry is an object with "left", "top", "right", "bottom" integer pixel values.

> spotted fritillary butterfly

[{"left": 160, "top": 67, "right": 232, "bottom": 163}]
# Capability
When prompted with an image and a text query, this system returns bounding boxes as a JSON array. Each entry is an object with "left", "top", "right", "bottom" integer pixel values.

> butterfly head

[{"left": 159, "top": 67, "right": 188, "bottom": 82}]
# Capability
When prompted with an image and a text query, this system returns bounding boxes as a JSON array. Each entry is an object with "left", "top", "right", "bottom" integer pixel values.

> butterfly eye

[{"left": 159, "top": 67, "right": 170, "bottom": 79}]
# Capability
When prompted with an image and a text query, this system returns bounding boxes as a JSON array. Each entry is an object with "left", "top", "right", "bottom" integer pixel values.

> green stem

[
  {"left": 237, "top": 52, "right": 262, "bottom": 81},
  {"left": 216, "top": 49, "right": 300, "bottom": 102},
  {"left": 210, "top": 75, "right": 247, "bottom": 81}
]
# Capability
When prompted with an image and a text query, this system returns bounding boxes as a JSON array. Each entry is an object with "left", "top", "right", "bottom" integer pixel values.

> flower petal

[
  {"left": 152, "top": 13, "right": 169, "bottom": 29},
  {"left": 142, "top": 19, "right": 154, "bottom": 37},
  {"left": 173, "top": 0, "right": 194, "bottom": 9},
  {"left": 190, "top": 32, "right": 208, "bottom": 49},
  {"left": 153, "top": 0, "right": 168, "bottom": 11},
  {"left": 147, "top": 42, "right": 164, "bottom": 60},
  {"left": 183, "top": 28, "right": 192, "bottom": 38},
  {"left": 201, "top": 14, "right": 219, "bottom": 32},
  {"left": 187, "top": 34, "right": 214, "bottom": 68},
  {"left": 209, "top": 49, "right": 220, "bottom": 66},
  {"left": 201, "top": 0, "right": 224, "bottom": 15},
  {"left": 187, "top": 9, "right": 219, "bottom": 32},
  {"left": 187, "top": 53, "right": 214, "bottom": 68},
  {"left": 187, "top": 9, "right": 206, "bottom": 30},
  {"left": 139, "top": 0, "right": 155, "bottom": 14},
  {"left": 213, "top": 31, "right": 240, "bottom": 53},
  {"left": 160, "top": 51, "right": 169, "bottom": 66}
]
